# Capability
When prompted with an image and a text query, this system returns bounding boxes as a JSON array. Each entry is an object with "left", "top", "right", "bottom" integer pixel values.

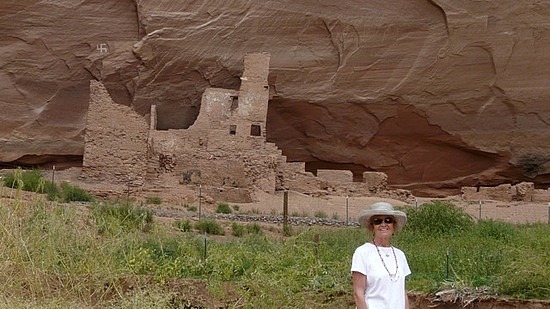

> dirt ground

[{"left": 33, "top": 167, "right": 549, "bottom": 225}]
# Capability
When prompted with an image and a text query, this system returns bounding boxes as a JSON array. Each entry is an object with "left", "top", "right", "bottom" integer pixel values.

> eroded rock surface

[{"left": 2, "top": 1, "right": 550, "bottom": 195}]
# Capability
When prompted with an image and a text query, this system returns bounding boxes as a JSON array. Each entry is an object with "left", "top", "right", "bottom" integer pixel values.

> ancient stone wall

[
  {"left": 146, "top": 53, "right": 282, "bottom": 201},
  {"left": 317, "top": 169, "right": 353, "bottom": 183},
  {"left": 82, "top": 53, "right": 396, "bottom": 202},
  {"left": 81, "top": 81, "right": 149, "bottom": 185},
  {"left": 363, "top": 172, "right": 388, "bottom": 192},
  {"left": 460, "top": 182, "right": 550, "bottom": 202}
]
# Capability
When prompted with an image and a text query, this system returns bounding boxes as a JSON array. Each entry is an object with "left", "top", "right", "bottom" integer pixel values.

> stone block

[{"left": 317, "top": 169, "right": 353, "bottom": 183}]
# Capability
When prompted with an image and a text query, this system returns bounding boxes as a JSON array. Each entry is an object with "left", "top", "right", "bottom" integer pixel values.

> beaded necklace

[{"left": 373, "top": 240, "right": 399, "bottom": 282}]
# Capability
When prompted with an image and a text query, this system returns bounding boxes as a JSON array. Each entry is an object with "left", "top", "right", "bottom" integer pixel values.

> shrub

[
  {"left": 145, "top": 196, "right": 162, "bottom": 205},
  {"left": 45, "top": 183, "right": 61, "bottom": 201},
  {"left": 3, "top": 169, "right": 46, "bottom": 192},
  {"left": 195, "top": 219, "right": 224, "bottom": 235},
  {"left": 314, "top": 210, "right": 328, "bottom": 218},
  {"left": 60, "top": 182, "right": 93, "bottom": 202},
  {"left": 92, "top": 202, "right": 154, "bottom": 235},
  {"left": 246, "top": 223, "right": 263, "bottom": 235},
  {"left": 232, "top": 223, "right": 262, "bottom": 237},
  {"left": 3, "top": 168, "right": 60, "bottom": 199},
  {"left": 475, "top": 219, "right": 518, "bottom": 242},
  {"left": 216, "top": 203, "right": 232, "bottom": 214},
  {"left": 232, "top": 222, "right": 245, "bottom": 237},
  {"left": 283, "top": 224, "right": 292, "bottom": 236},
  {"left": 174, "top": 219, "right": 191, "bottom": 232},
  {"left": 406, "top": 201, "right": 474, "bottom": 236},
  {"left": 21, "top": 169, "right": 42, "bottom": 192}
]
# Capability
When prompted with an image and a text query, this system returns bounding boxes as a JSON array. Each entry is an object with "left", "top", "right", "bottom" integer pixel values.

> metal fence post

[
  {"left": 478, "top": 200, "right": 482, "bottom": 220},
  {"left": 198, "top": 184, "right": 202, "bottom": 220},
  {"left": 446, "top": 248, "right": 451, "bottom": 279},
  {"left": 283, "top": 191, "right": 289, "bottom": 232},
  {"left": 345, "top": 192, "right": 349, "bottom": 226}
]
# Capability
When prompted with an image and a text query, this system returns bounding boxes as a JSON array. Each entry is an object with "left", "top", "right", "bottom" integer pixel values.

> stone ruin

[
  {"left": 461, "top": 182, "right": 550, "bottom": 202},
  {"left": 81, "top": 53, "right": 393, "bottom": 203}
]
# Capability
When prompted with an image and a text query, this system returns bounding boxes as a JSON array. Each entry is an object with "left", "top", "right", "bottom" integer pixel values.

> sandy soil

[{"left": 20, "top": 167, "right": 549, "bottom": 225}]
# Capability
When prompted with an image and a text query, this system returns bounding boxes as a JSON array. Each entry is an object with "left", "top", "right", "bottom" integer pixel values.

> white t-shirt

[{"left": 351, "top": 242, "right": 411, "bottom": 309}]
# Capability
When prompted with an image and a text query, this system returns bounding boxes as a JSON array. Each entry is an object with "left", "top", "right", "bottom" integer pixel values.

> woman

[{"left": 351, "top": 201, "right": 411, "bottom": 309}]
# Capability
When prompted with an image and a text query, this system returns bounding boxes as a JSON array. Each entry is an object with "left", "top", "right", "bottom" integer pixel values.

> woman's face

[{"left": 371, "top": 215, "right": 395, "bottom": 237}]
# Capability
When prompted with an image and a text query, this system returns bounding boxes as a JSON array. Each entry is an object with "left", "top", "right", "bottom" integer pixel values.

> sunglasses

[{"left": 371, "top": 217, "right": 395, "bottom": 225}]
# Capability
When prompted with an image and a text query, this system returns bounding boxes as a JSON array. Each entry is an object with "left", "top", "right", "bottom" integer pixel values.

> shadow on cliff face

[
  {"left": 0, "top": 155, "right": 83, "bottom": 170},
  {"left": 267, "top": 99, "right": 521, "bottom": 196}
]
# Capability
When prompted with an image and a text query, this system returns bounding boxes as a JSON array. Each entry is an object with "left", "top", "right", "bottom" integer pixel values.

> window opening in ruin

[
  {"left": 230, "top": 96, "right": 239, "bottom": 111},
  {"left": 229, "top": 124, "right": 237, "bottom": 135},
  {"left": 250, "top": 124, "right": 261, "bottom": 136}
]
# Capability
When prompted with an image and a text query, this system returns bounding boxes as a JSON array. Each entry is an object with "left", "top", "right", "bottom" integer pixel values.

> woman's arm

[
  {"left": 405, "top": 288, "right": 410, "bottom": 309},
  {"left": 352, "top": 271, "right": 368, "bottom": 309}
]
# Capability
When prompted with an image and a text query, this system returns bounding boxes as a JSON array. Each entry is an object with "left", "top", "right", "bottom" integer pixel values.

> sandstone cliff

[{"left": 1, "top": 0, "right": 550, "bottom": 195}]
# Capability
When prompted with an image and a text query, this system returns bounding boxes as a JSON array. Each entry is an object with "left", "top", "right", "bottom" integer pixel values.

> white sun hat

[{"left": 357, "top": 201, "right": 407, "bottom": 231}]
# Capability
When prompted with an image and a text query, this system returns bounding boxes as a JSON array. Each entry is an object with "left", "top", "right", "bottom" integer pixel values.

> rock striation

[{"left": 1, "top": 1, "right": 550, "bottom": 195}]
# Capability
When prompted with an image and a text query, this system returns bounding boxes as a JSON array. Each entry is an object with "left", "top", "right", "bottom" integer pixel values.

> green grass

[
  {"left": 59, "top": 182, "right": 94, "bottom": 202},
  {"left": 2, "top": 168, "right": 93, "bottom": 202},
  {"left": 145, "top": 196, "right": 162, "bottom": 205},
  {"left": 91, "top": 202, "right": 153, "bottom": 235},
  {"left": 195, "top": 218, "right": 225, "bottom": 235},
  {"left": 0, "top": 187, "right": 548, "bottom": 308},
  {"left": 216, "top": 203, "right": 232, "bottom": 214}
]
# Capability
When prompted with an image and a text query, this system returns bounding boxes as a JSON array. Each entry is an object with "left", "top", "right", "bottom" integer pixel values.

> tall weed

[
  {"left": 60, "top": 182, "right": 94, "bottom": 202},
  {"left": 91, "top": 202, "right": 154, "bottom": 235},
  {"left": 195, "top": 219, "right": 224, "bottom": 235}
]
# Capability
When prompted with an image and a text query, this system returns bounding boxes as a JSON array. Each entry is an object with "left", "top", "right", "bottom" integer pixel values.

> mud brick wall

[{"left": 81, "top": 80, "right": 149, "bottom": 185}]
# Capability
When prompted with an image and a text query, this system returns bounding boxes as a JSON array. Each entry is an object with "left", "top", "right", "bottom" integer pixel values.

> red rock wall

[{"left": 2, "top": 1, "right": 550, "bottom": 195}]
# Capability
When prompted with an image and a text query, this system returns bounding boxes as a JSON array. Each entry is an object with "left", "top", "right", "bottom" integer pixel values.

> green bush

[
  {"left": 195, "top": 219, "right": 224, "bottom": 235},
  {"left": 174, "top": 219, "right": 191, "bottom": 232},
  {"left": 314, "top": 210, "right": 328, "bottom": 218},
  {"left": 0, "top": 169, "right": 93, "bottom": 203},
  {"left": 246, "top": 223, "right": 263, "bottom": 235},
  {"left": 145, "top": 196, "right": 162, "bottom": 205},
  {"left": 231, "top": 223, "right": 263, "bottom": 237},
  {"left": 60, "top": 182, "right": 93, "bottom": 202},
  {"left": 45, "top": 182, "right": 60, "bottom": 201},
  {"left": 406, "top": 201, "right": 474, "bottom": 236},
  {"left": 475, "top": 219, "right": 518, "bottom": 242},
  {"left": 216, "top": 203, "right": 232, "bottom": 214},
  {"left": 3, "top": 168, "right": 52, "bottom": 193},
  {"left": 92, "top": 202, "right": 154, "bottom": 235},
  {"left": 232, "top": 222, "right": 245, "bottom": 237}
]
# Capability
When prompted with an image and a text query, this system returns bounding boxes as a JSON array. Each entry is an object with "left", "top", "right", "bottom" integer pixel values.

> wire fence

[{"left": 235, "top": 192, "right": 550, "bottom": 225}]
